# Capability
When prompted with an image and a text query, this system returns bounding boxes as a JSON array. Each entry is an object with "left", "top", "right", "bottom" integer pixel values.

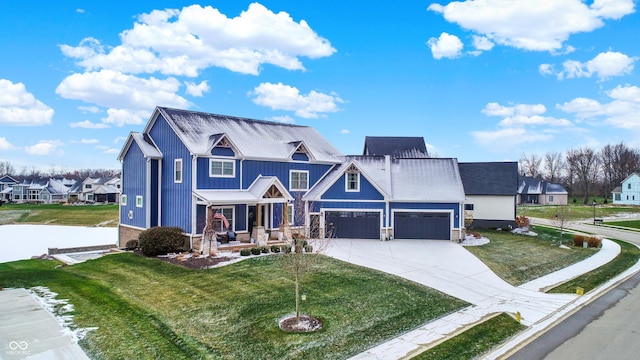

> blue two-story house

[{"left": 118, "top": 107, "right": 469, "bottom": 249}]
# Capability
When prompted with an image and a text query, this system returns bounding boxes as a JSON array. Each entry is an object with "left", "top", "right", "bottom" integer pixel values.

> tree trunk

[{"left": 295, "top": 273, "right": 300, "bottom": 323}]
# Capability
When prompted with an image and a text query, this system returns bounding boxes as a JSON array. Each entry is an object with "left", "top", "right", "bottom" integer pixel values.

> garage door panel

[
  {"left": 394, "top": 212, "right": 450, "bottom": 240},
  {"left": 325, "top": 211, "right": 380, "bottom": 239}
]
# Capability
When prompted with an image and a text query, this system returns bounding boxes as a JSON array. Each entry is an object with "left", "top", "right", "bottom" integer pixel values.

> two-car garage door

[
  {"left": 324, "top": 210, "right": 451, "bottom": 240},
  {"left": 393, "top": 212, "right": 451, "bottom": 240}
]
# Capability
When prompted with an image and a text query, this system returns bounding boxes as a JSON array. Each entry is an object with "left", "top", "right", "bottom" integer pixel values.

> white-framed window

[
  {"left": 628, "top": 183, "right": 632, "bottom": 189},
  {"left": 85, "top": 183, "right": 92, "bottom": 189},
  {"left": 464, "top": 204, "right": 474, "bottom": 211},
  {"left": 290, "top": 170, "right": 309, "bottom": 191},
  {"left": 211, "top": 207, "right": 234, "bottom": 232},
  {"left": 29, "top": 190, "right": 39, "bottom": 200},
  {"left": 120, "top": 194, "right": 127, "bottom": 206},
  {"left": 616, "top": 193, "right": 621, "bottom": 201},
  {"left": 174, "top": 158, "right": 183, "bottom": 183},
  {"left": 286, "top": 204, "right": 294, "bottom": 225},
  {"left": 87, "top": 194, "right": 94, "bottom": 202},
  {"left": 549, "top": 195, "right": 554, "bottom": 202},
  {"left": 209, "top": 159, "right": 234, "bottom": 177},
  {"left": 136, "top": 195, "right": 143, "bottom": 208},
  {"left": 346, "top": 172, "right": 360, "bottom": 192}
]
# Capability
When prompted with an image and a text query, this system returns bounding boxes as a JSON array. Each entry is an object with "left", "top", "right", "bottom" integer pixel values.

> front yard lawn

[
  {"left": 0, "top": 203, "right": 118, "bottom": 227},
  {"left": 517, "top": 204, "right": 640, "bottom": 222},
  {"left": 0, "top": 253, "right": 468, "bottom": 359},
  {"left": 465, "top": 228, "right": 594, "bottom": 286},
  {"left": 605, "top": 219, "right": 640, "bottom": 230}
]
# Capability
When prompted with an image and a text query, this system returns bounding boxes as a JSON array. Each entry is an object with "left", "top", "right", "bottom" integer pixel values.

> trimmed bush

[
  {"left": 240, "top": 248, "right": 251, "bottom": 256},
  {"left": 138, "top": 226, "right": 187, "bottom": 256},
  {"left": 261, "top": 246, "right": 269, "bottom": 254},
  {"left": 125, "top": 239, "right": 138, "bottom": 251},
  {"left": 515, "top": 215, "right": 530, "bottom": 229},
  {"left": 270, "top": 245, "right": 281, "bottom": 253},
  {"left": 251, "top": 247, "right": 262, "bottom": 255},
  {"left": 587, "top": 236, "right": 602, "bottom": 248},
  {"left": 304, "top": 245, "right": 313, "bottom": 253},
  {"left": 573, "top": 235, "right": 586, "bottom": 247},
  {"left": 282, "top": 245, "right": 292, "bottom": 253}
]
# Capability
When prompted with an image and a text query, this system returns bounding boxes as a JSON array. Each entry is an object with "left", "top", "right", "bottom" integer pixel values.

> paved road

[{"left": 507, "top": 219, "right": 640, "bottom": 360}]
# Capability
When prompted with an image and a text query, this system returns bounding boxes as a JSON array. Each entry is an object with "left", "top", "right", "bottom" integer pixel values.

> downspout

[
  {"left": 190, "top": 154, "right": 197, "bottom": 250},
  {"left": 146, "top": 158, "right": 152, "bottom": 228},
  {"left": 385, "top": 155, "right": 391, "bottom": 240}
]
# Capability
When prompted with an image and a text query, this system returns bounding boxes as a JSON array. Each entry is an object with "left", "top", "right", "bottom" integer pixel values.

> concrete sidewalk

[
  {"left": 324, "top": 238, "right": 622, "bottom": 359},
  {"left": 0, "top": 288, "right": 89, "bottom": 360}
]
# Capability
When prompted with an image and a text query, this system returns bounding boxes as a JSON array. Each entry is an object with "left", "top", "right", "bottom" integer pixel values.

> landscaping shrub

[
  {"left": 138, "top": 226, "right": 187, "bottom": 256},
  {"left": 261, "top": 246, "right": 269, "bottom": 254},
  {"left": 240, "top": 248, "right": 251, "bottom": 256},
  {"left": 573, "top": 235, "right": 586, "bottom": 247},
  {"left": 587, "top": 236, "right": 602, "bottom": 248},
  {"left": 251, "top": 247, "right": 262, "bottom": 255},
  {"left": 468, "top": 231, "right": 482, "bottom": 239},
  {"left": 515, "top": 215, "right": 530, "bottom": 229},
  {"left": 270, "top": 245, "right": 281, "bottom": 253},
  {"left": 282, "top": 244, "right": 292, "bottom": 253},
  {"left": 125, "top": 239, "right": 138, "bottom": 250},
  {"left": 304, "top": 245, "right": 313, "bottom": 253}
]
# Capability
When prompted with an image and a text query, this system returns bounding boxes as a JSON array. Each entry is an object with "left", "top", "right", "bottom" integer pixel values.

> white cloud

[
  {"left": 68, "top": 120, "right": 110, "bottom": 129},
  {"left": 481, "top": 102, "right": 547, "bottom": 117},
  {"left": 25, "top": 140, "right": 64, "bottom": 156},
  {"left": 103, "top": 148, "right": 120, "bottom": 154},
  {"left": 78, "top": 105, "right": 99, "bottom": 113},
  {"left": 0, "top": 137, "right": 14, "bottom": 150},
  {"left": 267, "top": 115, "right": 295, "bottom": 124},
  {"left": 563, "top": 51, "right": 636, "bottom": 80},
  {"left": 249, "top": 82, "right": 343, "bottom": 118},
  {"left": 70, "top": 138, "right": 99, "bottom": 144},
  {"left": 0, "top": 79, "right": 54, "bottom": 126},
  {"left": 427, "top": 32, "right": 463, "bottom": 59},
  {"left": 472, "top": 128, "right": 552, "bottom": 148},
  {"left": 341, "top": 129, "right": 350, "bottom": 134},
  {"left": 76, "top": 8, "right": 85, "bottom": 14},
  {"left": 113, "top": 136, "right": 127, "bottom": 144},
  {"left": 59, "top": 3, "right": 335, "bottom": 77},
  {"left": 428, "top": 0, "right": 635, "bottom": 52},
  {"left": 539, "top": 63, "right": 556, "bottom": 77},
  {"left": 472, "top": 35, "right": 494, "bottom": 51},
  {"left": 557, "top": 84, "right": 640, "bottom": 128},
  {"left": 184, "top": 80, "right": 210, "bottom": 97}
]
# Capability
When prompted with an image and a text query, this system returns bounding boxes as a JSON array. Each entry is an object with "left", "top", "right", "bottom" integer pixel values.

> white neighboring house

[
  {"left": 70, "top": 177, "right": 121, "bottom": 204},
  {"left": 612, "top": 173, "right": 640, "bottom": 205}
]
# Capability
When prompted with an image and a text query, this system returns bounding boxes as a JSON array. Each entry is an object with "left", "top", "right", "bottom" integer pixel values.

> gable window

[
  {"left": 120, "top": 194, "right": 127, "bottom": 206},
  {"left": 174, "top": 158, "right": 183, "bottom": 183},
  {"left": 346, "top": 172, "right": 360, "bottom": 192},
  {"left": 210, "top": 159, "right": 234, "bottom": 177},
  {"left": 136, "top": 195, "right": 143, "bottom": 208},
  {"left": 290, "top": 170, "right": 309, "bottom": 191}
]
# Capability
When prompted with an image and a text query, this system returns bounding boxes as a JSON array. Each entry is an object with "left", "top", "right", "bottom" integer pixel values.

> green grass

[
  {"left": 605, "top": 219, "right": 640, "bottom": 230},
  {"left": 0, "top": 253, "right": 468, "bottom": 359},
  {"left": 548, "top": 239, "right": 640, "bottom": 294},
  {"left": 517, "top": 204, "right": 640, "bottom": 222},
  {"left": 0, "top": 203, "right": 118, "bottom": 227},
  {"left": 465, "top": 228, "right": 595, "bottom": 286},
  {"left": 411, "top": 313, "right": 525, "bottom": 360}
]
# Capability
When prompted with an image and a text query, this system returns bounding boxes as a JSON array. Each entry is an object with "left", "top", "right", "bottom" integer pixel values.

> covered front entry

[
  {"left": 394, "top": 211, "right": 450, "bottom": 240},
  {"left": 325, "top": 211, "right": 380, "bottom": 239}
]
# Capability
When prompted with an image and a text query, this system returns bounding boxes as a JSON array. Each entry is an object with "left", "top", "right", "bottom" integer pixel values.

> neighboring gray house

[
  {"left": 0, "top": 175, "right": 17, "bottom": 202},
  {"left": 69, "top": 177, "right": 121, "bottom": 203},
  {"left": 612, "top": 172, "right": 640, "bottom": 205},
  {"left": 458, "top": 162, "right": 519, "bottom": 228},
  {"left": 517, "top": 176, "right": 568, "bottom": 205},
  {"left": 4, "top": 178, "right": 71, "bottom": 204}
]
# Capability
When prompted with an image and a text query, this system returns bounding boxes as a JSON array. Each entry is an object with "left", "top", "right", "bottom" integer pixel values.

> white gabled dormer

[{"left": 288, "top": 140, "right": 315, "bottom": 161}]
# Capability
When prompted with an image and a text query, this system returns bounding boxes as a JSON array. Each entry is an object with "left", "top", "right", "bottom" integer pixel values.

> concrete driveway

[{"left": 325, "top": 238, "right": 618, "bottom": 326}]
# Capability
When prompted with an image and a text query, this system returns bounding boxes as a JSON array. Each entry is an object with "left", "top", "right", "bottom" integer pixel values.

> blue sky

[{"left": 1, "top": 1, "right": 639, "bottom": 173}]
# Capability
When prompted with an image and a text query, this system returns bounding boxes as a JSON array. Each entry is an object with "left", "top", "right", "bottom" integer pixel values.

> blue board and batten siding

[
  {"left": 321, "top": 173, "right": 384, "bottom": 201},
  {"left": 196, "top": 158, "right": 241, "bottom": 189},
  {"left": 242, "top": 160, "right": 332, "bottom": 191},
  {"left": 120, "top": 141, "right": 147, "bottom": 229},
  {"left": 149, "top": 115, "right": 193, "bottom": 233}
]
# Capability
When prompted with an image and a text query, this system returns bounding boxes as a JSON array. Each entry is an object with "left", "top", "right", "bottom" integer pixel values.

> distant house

[
  {"left": 458, "top": 162, "right": 519, "bottom": 228},
  {"left": 363, "top": 136, "right": 429, "bottom": 158},
  {"left": 0, "top": 175, "right": 17, "bottom": 202},
  {"left": 4, "top": 178, "right": 71, "bottom": 204},
  {"left": 612, "top": 172, "right": 640, "bottom": 205},
  {"left": 517, "top": 176, "right": 568, "bottom": 205},
  {"left": 69, "top": 177, "right": 121, "bottom": 203}
]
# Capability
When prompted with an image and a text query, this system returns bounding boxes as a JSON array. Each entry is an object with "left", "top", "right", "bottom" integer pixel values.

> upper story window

[
  {"left": 136, "top": 195, "right": 143, "bottom": 208},
  {"left": 85, "top": 184, "right": 92, "bottom": 189},
  {"left": 628, "top": 183, "right": 632, "bottom": 189},
  {"left": 346, "top": 172, "right": 360, "bottom": 192},
  {"left": 210, "top": 159, "right": 234, "bottom": 177},
  {"left": 120, "top": 194, "right": 127, "bottom": 206},
  {"left": 174, "top": 158, "right": 183, "bottom": 183},
  {"left": 290, "top": 170, "right": 309, "bottom": 191}
]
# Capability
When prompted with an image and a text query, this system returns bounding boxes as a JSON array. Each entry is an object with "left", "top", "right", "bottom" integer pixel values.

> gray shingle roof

[
  {"left": 154, "top": 107, "right": 342, "bottom": 163},
  {"left": 518, "top": 176, "right": 567, "bottom": 195},
  {"left": 363, "top": 136, "right": 429, "bottom": 158},
  {"left": 458, "top": 162, "right": 518, "bottom": 196}
]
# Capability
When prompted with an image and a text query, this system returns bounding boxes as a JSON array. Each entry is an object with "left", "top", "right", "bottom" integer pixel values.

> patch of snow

[
  {"left": 559, "top": 245, "right": 571, "bottom": 250},
  {"left": 511, "top": 227, "right": 538, "bottom": 236},
  {"left": 29, "top": 286, "right": 98, "bottom": 343},
  {"left": 461, "top": 234, "right": 490, "bottom": 246},
  {"left": 0, "top": 224, "right": 117, "bottom": 263}
]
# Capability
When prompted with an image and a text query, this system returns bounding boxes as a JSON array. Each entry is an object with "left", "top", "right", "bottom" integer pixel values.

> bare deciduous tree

[
  {"left": 519, "top": 153, "right": 543, "bottom": 177},
  {"left": 543, "top": 151, "right": 566, "bottom": 183},
  {"left": 600, "top": 142, "right": 640, "bottom": 194},
  {"left": 566, "top": 147, "right": 600, "bottom": 204},
  {"left": 0, "top": 161, "right": 15, "bottom": 175},
  {"left": 550, "top": 206, "right": 571, "bottom": 245}
]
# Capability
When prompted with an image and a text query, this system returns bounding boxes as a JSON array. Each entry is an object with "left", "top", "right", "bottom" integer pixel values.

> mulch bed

[
  {"left": 133, "top": 250, "right": 235, "bottom": 269},
  {"left": 279, "top": 315, "right": 323, "bottom": 333}
]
